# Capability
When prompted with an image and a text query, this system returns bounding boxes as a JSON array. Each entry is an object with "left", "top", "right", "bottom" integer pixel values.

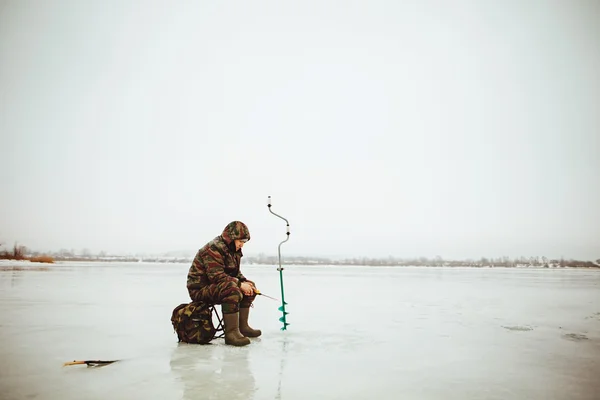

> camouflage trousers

[{"left": 188, "top": 280, "right": 255, "bottom": 314}]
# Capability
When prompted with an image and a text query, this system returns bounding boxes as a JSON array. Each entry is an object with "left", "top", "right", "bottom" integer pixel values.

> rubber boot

[
  {"left": 222, "top": 310, "right": 250, "bottom": 346},
  {"left": 239, "top": 307, "right": 262, "bottom": 338}
]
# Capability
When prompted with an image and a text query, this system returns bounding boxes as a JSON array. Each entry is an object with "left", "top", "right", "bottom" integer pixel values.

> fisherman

[{"left": 186, "top": 221, "right": 261, "bottom": 346}]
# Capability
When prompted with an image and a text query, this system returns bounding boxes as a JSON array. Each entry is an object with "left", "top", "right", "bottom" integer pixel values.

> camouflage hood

[{"left": 221, "top": 221, "right": 251, "bottom": 244}]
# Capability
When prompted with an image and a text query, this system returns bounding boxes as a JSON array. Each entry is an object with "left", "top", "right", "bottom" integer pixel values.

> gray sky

[{"left": 1, "top": 0, "right": 599, "bottom": 260}]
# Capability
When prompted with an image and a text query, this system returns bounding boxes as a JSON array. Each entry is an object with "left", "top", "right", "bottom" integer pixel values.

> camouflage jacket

[{"left": 187, "top": 221, "right": 251, "bottom": 290}]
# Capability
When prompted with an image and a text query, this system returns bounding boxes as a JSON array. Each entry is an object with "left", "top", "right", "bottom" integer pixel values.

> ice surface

[{"left": 1, "top": 261, "right": 599, "bottom": 400}]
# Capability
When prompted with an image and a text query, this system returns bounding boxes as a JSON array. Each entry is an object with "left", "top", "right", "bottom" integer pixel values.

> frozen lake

[{"left": 1, "top": 261, "right": 599, "bottom": 400}]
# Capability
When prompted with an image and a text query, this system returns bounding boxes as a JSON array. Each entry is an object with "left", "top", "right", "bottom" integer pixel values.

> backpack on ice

[{"left": 170, "top": 302, "right": 216, "bottom": 344}]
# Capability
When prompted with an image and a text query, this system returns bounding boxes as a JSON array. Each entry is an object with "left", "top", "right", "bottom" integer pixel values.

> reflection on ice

[{"left": 169, "top": 344, "right": 256, "bottom": 400}]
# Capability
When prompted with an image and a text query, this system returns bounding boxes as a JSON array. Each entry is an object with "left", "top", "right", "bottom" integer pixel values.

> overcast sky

[{"left": 1, "top": 0, "right": 598, "bottom": 260}]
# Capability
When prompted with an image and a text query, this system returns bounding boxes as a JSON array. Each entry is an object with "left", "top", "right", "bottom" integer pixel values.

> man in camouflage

[{"left": 187, "top": 221, "right": 261, "bottom": 346}]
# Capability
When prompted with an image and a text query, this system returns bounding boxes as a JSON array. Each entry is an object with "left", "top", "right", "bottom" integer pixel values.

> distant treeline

[
  {"left": 0, "top": 243, "right": 55, "bottom": 263},
  {"left": 1, "top": 242, "right": 598, "bottom": 268},
  {"left": 244, "top": 254, "right": 600, "bottom": 269}
]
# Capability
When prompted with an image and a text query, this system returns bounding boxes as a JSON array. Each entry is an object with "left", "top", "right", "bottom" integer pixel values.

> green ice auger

[{"left": 267, "top": 195, "right": 290, "bottom": 330}]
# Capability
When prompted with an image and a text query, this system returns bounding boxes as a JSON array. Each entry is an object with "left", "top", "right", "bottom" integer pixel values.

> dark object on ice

[
  {"left": 502, "top": 325, "right": 534, "bottom": 331},
  {"left": 171, "top": 302, "right": 223, "bottom": 344},
  {"left": 562, "top": 333, "right": 589, "bottom": 342},
  {"left": 63, "top": 360, "right": 118, "bottom": 367}
]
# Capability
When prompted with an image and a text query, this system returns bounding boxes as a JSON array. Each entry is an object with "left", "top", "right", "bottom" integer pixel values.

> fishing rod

[
  {"left": 255, "top": 289, "right": 279, "bottom": 301},
  {"left": 267, "top": 195, "right": 290, "bottom": 330}
]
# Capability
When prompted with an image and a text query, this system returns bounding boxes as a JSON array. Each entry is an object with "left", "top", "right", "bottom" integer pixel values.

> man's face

[{"left": 234, "top": 239, "right": 248, "bottom": 251}]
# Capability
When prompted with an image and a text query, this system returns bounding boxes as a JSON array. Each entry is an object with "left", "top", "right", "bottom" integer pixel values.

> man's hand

[{"left": 240, "top": 281, "right": 254, "bottom": 296}]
